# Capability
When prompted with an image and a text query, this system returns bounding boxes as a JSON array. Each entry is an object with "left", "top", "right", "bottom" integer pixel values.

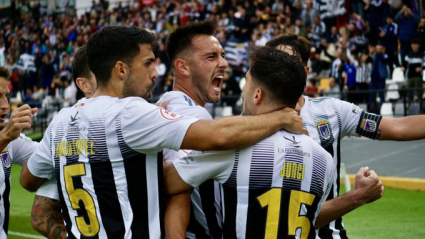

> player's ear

[
  {"left": 115, "top": 61, "right": 129, "bottom": 80},
  {"left": 76, "top": 78, "right": 89, "bottom": 94},
  {"left": 175, "top": 59, "right": 190, "bottom": 76},
  {"left": 253, "top": 88, "right": 263, "bottom": 105}
]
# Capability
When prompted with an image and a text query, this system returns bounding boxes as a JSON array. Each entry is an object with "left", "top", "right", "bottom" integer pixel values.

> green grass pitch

[{"left": 8, "top": 166, "right": 425, "bottom": 239}]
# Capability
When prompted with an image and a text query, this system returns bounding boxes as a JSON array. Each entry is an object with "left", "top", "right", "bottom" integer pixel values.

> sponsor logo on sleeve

[
  {"left": 352, "top": 105, "right": 361, "bottom": 114},
  {"left": 316, "top": 120, "right": 331, "bottom": 140},
  {"left": 160, "top": 109, "right": 184, "bottom": 120},
  {"left": 75, "top": 103, "right": 85, "bottom": 108},
  {"left": 361, "top": 119, "right": 377, "bottom": 132}
]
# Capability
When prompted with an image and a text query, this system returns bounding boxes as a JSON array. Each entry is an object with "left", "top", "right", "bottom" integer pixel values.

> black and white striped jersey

[
  {"left": 26, "top": 96, "right": 199, "bottom": 239},
  {"left": 174, "top": 130, "right": 335, "bottom": 239},
  {"left": 159, "top": 91, "right": 223, "bottom": 239},
  {"left": 0, "top": 134, "right": 38, "bottom": 239},
  {"left": 300, "top": 96, "right": 383, "bottom": 239}
]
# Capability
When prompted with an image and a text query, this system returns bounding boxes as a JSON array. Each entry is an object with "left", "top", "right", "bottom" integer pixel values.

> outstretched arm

[
  {"left": 315, "top": 167, "right": 384, "bottom": 229},
  {"left": 32, "top": 195, "right": 67, "bottom": 239},
  {"left": 378, "top": 116, "right": 425, "bottom": 141},
  {"left": 182, "top": 107, "right": 307, "bottom": 151}
]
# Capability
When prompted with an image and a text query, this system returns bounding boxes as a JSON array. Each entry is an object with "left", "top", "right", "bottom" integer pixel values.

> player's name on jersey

[
  {"left": 280, "top": 161, "right": 305, "bottom": 180},
  {"left": 55, "top": 139, "right": 95, "bottom": 157}
]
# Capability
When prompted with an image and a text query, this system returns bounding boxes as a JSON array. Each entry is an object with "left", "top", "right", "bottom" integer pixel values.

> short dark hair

[
  {"left": 266, "top": 33, "right": 312, "bottom": 66},
  {"left": 249, "top": 46, "right": 306, "bottom": 107},
  {"left": 86, "top": 26, "right": 157, "bottom": 86},
  {"left": 0, "top": 67, "right": 11, "bottom": 80},
  {"left": 166, "top": 20, "right": 217, "bottom": 67},
  {"left": 72, "top": 45, "right": 91, "bottom": 82},
  {"left": 412, "top": 38, "right": 422, "bottom": 45}
]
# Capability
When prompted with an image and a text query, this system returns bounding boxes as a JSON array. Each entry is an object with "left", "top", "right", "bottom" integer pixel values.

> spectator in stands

[
  {"left": 370, "top": 42, "right": 389, "bottom": 114},
  {"left": 40, "top": 54, "right": 54, "bottom": 95},
  {"left": 221, "top": 68, "right": 241, "bottom": 110},
  {"left": 365, "top": 0, "right": 389, "bottom": 45},
  {"left": 379, "top": 15, "right": 399, "bottom": 76},
  {"left": 342, "top": 56, "right": 358, "bottom": 103},
  {"left": 401, "top": 38, "right": 424, "bottom": 108},
  {"left": 417, "top": 17, "right": 425, "bottom": 50},
  {"left": 323, "top": 76, "right": 341, "bottom": 99},
  {"left": 396, "top": 5, "right": 420, "bottom": 66},
  {"left": 300, "top": 0, "right": 318, "bottom": 28},
  {"left": 304, "top": 78, "right": 319, "bottom": 97}
]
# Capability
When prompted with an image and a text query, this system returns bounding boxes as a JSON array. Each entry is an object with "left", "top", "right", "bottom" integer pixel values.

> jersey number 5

[
  {"left": 64, "top": 163, "right": 100, "bottom": 236},
  {"left": 257, "top": 189, "right": 315, "bottom": 239}
]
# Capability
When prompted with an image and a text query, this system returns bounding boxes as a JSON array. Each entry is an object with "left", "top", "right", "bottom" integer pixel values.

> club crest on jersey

[
  {"left": 316, "top": 120, "right": 331, "bottom": 140},
  {"left": 361, "top": 119, "right": 377, "bottom": 132},
  {"left": 160, "top": 109, "right": 183, "bottom": 120},
  {"left": 1, "top": 149, "right": 11, "bottom": 168}
]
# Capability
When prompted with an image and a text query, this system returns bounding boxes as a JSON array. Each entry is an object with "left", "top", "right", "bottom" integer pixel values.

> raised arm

[
  {"left": 378, "top": 115, "right": 425, "bottom": 141},
  {"left": 0, "top": 104, "right": 37, "bottom": 151},
  {"left": 314, "top": 167, "right": 384, "bottom": 229},
  {"left": 181, "top": 107, "right": 307, "bottom": 151}
]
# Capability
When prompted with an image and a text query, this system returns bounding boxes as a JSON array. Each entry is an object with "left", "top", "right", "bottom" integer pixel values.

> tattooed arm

[{"left": 31, "top": 195, "right": 67, "bottom": 239}]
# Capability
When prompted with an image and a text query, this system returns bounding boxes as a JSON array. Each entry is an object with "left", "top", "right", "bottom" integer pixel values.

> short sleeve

[
  {"left": 36, "top": 177, "right": 60, "bottom": 200},
  {"left": 10, "top": 134, "right": 39, "bottom": 166},
  {"left": 121, "top": 100, "right": 199, "bottom": 154},
  {"left": 27, "top": 125, "right": 55, "bottom": 179},
  {"left": 173, "top": 150, "right": 235, "bottom": 187},
  {"left": 333, "top": 99, "right": 364, "bottom": 137}
]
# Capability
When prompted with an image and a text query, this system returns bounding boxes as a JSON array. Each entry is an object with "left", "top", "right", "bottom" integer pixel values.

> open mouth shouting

[{"left": 212, "top": 74, "right": 224, "bottom": 94}]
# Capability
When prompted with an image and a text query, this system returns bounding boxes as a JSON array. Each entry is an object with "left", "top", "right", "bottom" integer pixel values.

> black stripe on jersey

[
  {"left": 355, "top": 111, "right": 383, "bottom": 140},
  {"left": 89, "top": 119, "right": 125, "bottom": 238},
  {"left": 52, "top": 126, "right": 75, "bottom": 238},
  {"left": 116, "top": 117, "right": 165, "bottom": 238},
  {"left": 188, "top": 205, "right": 209, "bottom": 238},
  {"left": 2, "top": 177, "right": 10, "bottom": 235},
  {"left": 157, "top": 151, "right": 166, "bottom": 238},
  {"left": 310, "top": 148, "right": 327, "bottom": 196},
  {"left": 64, "top": 123, "right": 96, "bottom": 239},
  {"left": 221, "top": 186, "right": 237, "bottom": 239},
  {"left": 198, "top": 179, "right": 222, "bottom": 239},
  {"left": 222, "top": 150, "right": 240, "bottom": 238},
  {"left": 223, "top": 150, "right": 239, "bottom": 188},
  {"left": 249, "top": 140, "right": 274, "bottom": 189},
  {"left": 245, "top": 188, "right": 269, "bottom": 239}
]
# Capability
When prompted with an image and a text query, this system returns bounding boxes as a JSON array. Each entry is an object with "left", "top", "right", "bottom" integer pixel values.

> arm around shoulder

[{"left": 181, "top": 108, "right": 307, "bottom": 151}]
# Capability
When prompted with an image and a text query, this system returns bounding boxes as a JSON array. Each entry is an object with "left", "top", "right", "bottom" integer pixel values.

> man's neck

[{"left": 173, "top": 78, "right": 206, "bottom": 107}]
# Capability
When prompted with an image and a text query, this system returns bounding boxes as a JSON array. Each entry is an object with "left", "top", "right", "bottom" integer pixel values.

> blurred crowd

[{"left": 1, "top": 0, "right": 424, "bottom": 111}]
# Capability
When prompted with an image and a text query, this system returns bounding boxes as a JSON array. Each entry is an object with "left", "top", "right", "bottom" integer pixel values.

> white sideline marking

[{"left": 8, "top": 231, "right": 45, "bottom": 239}]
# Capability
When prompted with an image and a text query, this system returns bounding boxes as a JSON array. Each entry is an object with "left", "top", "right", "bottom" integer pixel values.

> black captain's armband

[{"left": 355, "top": 111, "right": 383, "bottom": 140}]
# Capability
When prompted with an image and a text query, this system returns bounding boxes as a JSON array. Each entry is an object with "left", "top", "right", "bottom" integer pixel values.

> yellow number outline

[
  {"left": 257, "top": 188, "right": 316, "bottom": 239},
  {"left": 64, "top": 163, "right": 100, "bottom": 236}
]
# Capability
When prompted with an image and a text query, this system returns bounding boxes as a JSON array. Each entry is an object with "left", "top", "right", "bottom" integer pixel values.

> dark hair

[
  {"left": 86, "top": 26, "right": 157, "bottom": 86},
  {"left": 166, "top": 20, "right": 217, "bottom": 67},
  {"left": 249, "top": 46, "right": 306, "bottom": 107},
  {"left": 72, "top": 45, "right": 91, "bottom": 99},
  {"left": 0, "top": 67, "right": 11, "bottom": 80},
  {"left": 411, "top": 38, "right": 422, "bottom": 45},
  {"left": 72, "top": 45, "right": 91, "bottom": 82},
  {"left": 266, "top": 33, "right": 312, "bottom": 66}
]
